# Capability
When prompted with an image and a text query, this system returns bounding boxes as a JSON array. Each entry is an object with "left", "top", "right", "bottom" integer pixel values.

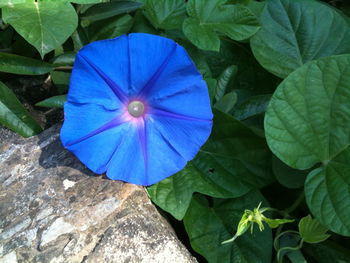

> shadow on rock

[{"left": 37, "top": 123, "right": 95, "bottom": 177}]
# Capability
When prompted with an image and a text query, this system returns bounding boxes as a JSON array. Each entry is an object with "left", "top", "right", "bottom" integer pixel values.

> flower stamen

[{"left": 128, "top": 101, "right": 145, "bottom": 117}]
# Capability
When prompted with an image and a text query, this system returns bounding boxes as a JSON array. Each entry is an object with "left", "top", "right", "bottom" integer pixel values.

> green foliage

[
  {"left": 250, "top": 0, "right": 350, "bottom": 78},
  {"left": 143, "top": 0, "right": 186, "bottom": 30},
  {"left": 265, "top": 55, "right": 350, "bottom": 236},
  {"left": 183, "top": 0, "right": 260, "bottom": 51},
  {"left": 299, "top": 215, "right": 330, "bottom": 244},
  {"left": 2, "top": 1, "right": 78, "bottom": 57},
  {"left": 80, "top": 1, "right": 143, "bottom": 22},
  {"left": 0, "top": 52, "right": 54, "bottom": 75},
  {"left": 1, "top": 0, "right": 350, "bottom": 262},
  {"left": 0, "top": 81, "right": 42, "bottom": 137},
  {"left": 148, "top": 110, "right": 273, "bottom": 220},
  {"left": 35, "top": 95, "right": 67, "bottom": 108},
  {"left": 184, "top": 191, "right": 272, "bottom": 263}
]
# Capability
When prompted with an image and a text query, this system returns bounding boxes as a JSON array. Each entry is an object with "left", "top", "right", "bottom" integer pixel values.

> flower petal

[
  {"left": 148, "top": 114, "right": 212, "bottom": 161},
  {"left": 68, "top": 35, "right": 130, "bottom": 109},
  {"left": 128, "top": 33, "right": 178, "bottom": 95},
  {"left": 140, "top": 41, "right": 213, "bottom": 120},
  {"left": 106, "top": 123, "right": 146, "bottom": 184},
  {"left": 60, "top": 102, "right": 129, "bottom": 173},
  {"left": 106, "top": 116, "right": 188, "bottom": 186}
]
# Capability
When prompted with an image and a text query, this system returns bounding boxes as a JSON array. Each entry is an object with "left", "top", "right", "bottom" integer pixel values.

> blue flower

[{"left": 60, "top": 33, "right": 213, "bottom": 186}]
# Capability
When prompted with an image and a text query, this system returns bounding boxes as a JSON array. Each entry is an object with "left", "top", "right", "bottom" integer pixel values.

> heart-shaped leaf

[
  {"left": 2, "top": 1, "right": 78, "bottom": 57},
  {"left": 265, "top": 54, "right": 350, "bottom": 236},
  {"left": 183, "top": 0, "right": 260, "bottom": 51},
  {"left": 251, "top": 0, "right": 350, "bottom": 78}
]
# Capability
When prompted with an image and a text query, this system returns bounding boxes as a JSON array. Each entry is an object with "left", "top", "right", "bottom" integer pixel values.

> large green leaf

[
  {"left": 143, "top": 0, "right": 186, "bottom": 30},
  {"left": 88, "top": 14, "right": 134, "bottom": 41},
  {"left": 2, "top": 1, "right": 78, "bottom": 57},
  {"left": 148, "top": 110, "right": 273, "bottom": 220},
  {"left": 195, "top": 110, "right": 273, "bottom": 190},
  {"left": 265, "top": 55, "right": 350, "bottom": 169},
  {"left": 183, "top": 0, "right": 260, "bottom": 51},
  {"left": 272, "top": 155, "right": 307, "bottom": 189},
  {"left": 71, "top": 0, "right": 107, "bottom": 3},
  {"left": 303, "top": 241, "right": 350, "bottom": 263},
  {"left": 80, "top": 1, "right": 143, "bottom": 21},
  {"left": 0, "top": 52, "right": 53, "bottom": 75},
  {"left": 0, "top": 0, "right": 25, "bottom": 8},
  {"left": 305, "top": 148, "right": 350, "bottom": 236},
  {"left": 184, "top": 191, "right": 272, "bottom": 263},
  {"left": 148, "top": 162, "right": 244, "bottom": 220},
  {"left": 0, "top": 81, "right": 42, "bottom": 137},
  {"left": 265, "top": 54, "right": 350, "bottom": 236},
  {"left": 250, "top": 0, "right": 350, "bottom": 78}
]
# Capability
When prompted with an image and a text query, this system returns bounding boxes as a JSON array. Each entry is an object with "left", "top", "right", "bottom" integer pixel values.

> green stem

[
  {"left": 275, "top": 192, "right": 305, "bottom": 237},
  {"left": 287, "top": 250, "right": 308, "bottom": 263},
  {"left": 285, "top": 192, "right": 305, "bottom": 214}
]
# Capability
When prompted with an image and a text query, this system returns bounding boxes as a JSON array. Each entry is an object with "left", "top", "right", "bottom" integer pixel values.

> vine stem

[
  {"left": 285, "top": 192, "right": 305, "bottom": 214},
  {"left": 287, "top": 250, "right": 307, "bottom": 263},
  {"left": 275, "top": 191, "right": 305, "bottom": 239}
]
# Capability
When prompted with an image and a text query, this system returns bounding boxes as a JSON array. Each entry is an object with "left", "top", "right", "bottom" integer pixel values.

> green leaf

[
  {"left": 51, "top": 52, "right": 76, "bottom": 67},
  {"left": 70, "top": 0, "right": 107, "bottom": 3},
  {"left": 194, "top": 110, "right": 274, "bottom": 192},
  {"left": 204, "top": 40, "right": 280, "bottom": 94},
  {"left": 265, "top": 54, "right": 350, "bottom": 236},
  {"left": 35, "top": 95, "right": 67, "bottom": 108},
  {"left": 88, "top": 14, "right": 134, "bottom": 41},
  {"left": 265, "top": 54, "right": 350, "bottom": 169},
  {"left": 233, "top": 94, "right": 271, "bottom": 121},
  {"left": 215, "top": 65, "right": 237, "bottom": 102},
  {"left": 131, "top": 10, "right": 158, "bottom": 34},
  {"left": 184, "top": 191, "right": 272, "bottom": 263},
  {"left": 0, "top": 52, "right": 53, "bottom": 75},
  {"left": 143, "top": 0, "right": 186, "bottom": 30},
  {"left": 303, "top": 241, "right": 350, "bottom": 263},
  {"left": 51, "top": 71, "right": 71, "bottom": 94},
  {"left": 298, "top": 215, "right": 330, "bottom": 244},
  {"left": 80, "top": 1, "right": 143, "bottom": 22},
  {"left": 0, "top": 81, "right": 42, "bottom": 137},
  {"left": 264, "top": 218, "right": 294, "bottom": 229},
  {"left": 183, "top": 17, "right": 220, "bottom": 52},
  {"left": 305, "top": 148, "right": 350, "bottom": 236},
  {"left": 148, "top": 110, "right": 273, "bottom": 220},
  {"left": 0, "top": 0, "right": 25, "bottom": 8},
  {"left": 71, "top": 26, "right": 89, "bottom": 51},
  {"left": 204, "top": 78, "right": 217, "bottom": 104},
  {"left": 250, "top": 0, "right": 350, "bottom": 78},
  {"left": 183, "top": 0, "right": 260, "bottom": 51},
  {"left": 148, "top": 162, "right": 246, "bottom": 220},
  {"left": 272, "top": 155, "right": 307, "bottom": 189},
  {"left": 2, "top": 1, "right": 78, "bottom": 57},
  {"left": 214, "top": 91, "right": 237, "bottom": 113}
]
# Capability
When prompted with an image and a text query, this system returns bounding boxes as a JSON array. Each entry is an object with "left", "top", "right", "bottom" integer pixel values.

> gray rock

[{"left": 0, "top": 124, "right": 197, "bottom": 263}]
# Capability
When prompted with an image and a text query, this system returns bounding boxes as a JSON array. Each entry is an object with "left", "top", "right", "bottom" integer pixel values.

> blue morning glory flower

[{"left": 60, "top": 33, "right": 213, "bottom": 186}]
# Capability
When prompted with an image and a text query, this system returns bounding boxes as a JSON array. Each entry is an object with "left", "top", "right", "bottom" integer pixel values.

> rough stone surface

[{"left": 0, "top": 125, "right": 197, "bottom": 263}]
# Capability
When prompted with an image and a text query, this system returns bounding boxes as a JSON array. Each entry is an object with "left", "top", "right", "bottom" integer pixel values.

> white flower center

[{"left": 128, "top": 101, "right": 145, "bottom": 117}]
